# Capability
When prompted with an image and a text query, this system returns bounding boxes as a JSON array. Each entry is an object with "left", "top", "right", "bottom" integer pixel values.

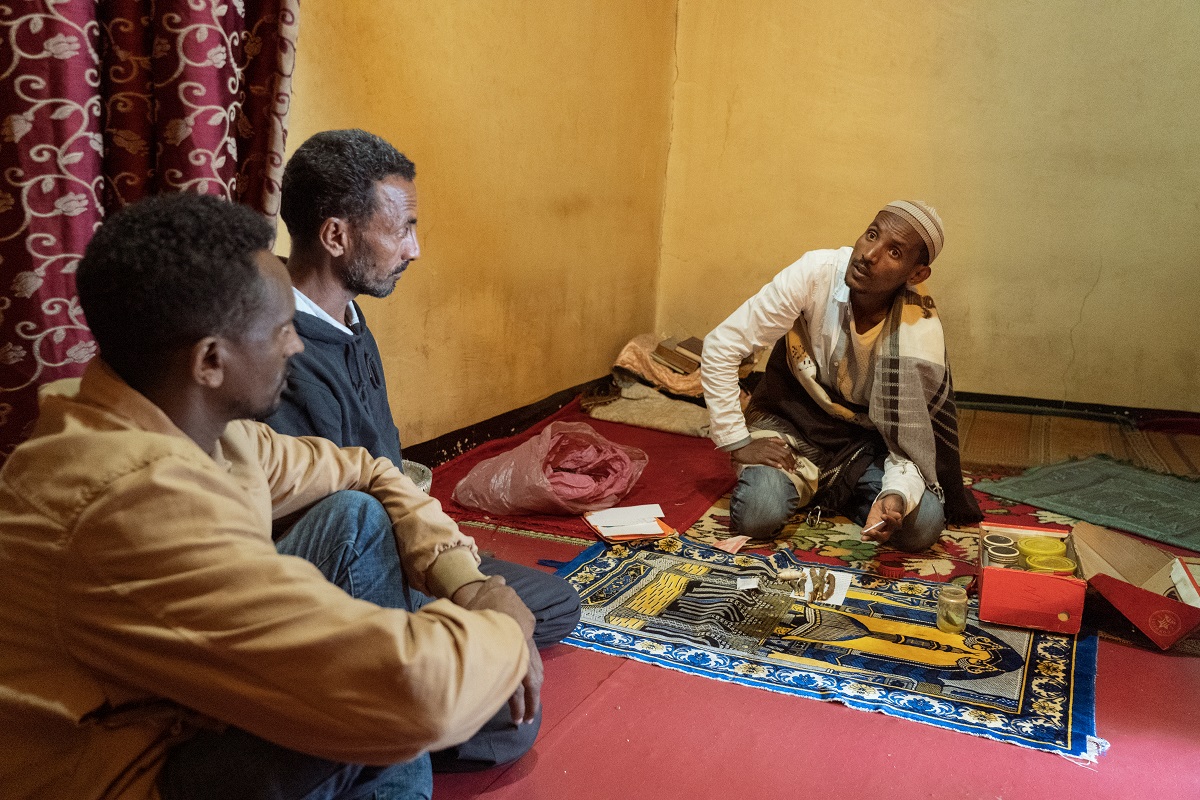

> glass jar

[{"left": 936, "top": 585, "right": 968, "bottom": 634}]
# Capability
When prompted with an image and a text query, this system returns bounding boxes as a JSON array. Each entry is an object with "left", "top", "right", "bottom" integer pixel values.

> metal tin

[
  {"left": 982, "top": 533, "right": 1016, "bottom": 550},
  {"left": 985, "top": 544, "right": 1020, "bottom": 567}
]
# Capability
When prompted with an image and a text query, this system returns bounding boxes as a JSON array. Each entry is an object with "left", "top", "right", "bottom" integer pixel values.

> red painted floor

[{"left": 437, "top": 640, "right": 1200, "bottom": 799}]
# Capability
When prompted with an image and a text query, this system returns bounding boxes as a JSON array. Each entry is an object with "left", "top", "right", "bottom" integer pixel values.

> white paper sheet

[
  {"left": 596, "top": 521, "right": 664, "bottom": 537},
  {"left": 585, "top": 504, "right": 665, "bottom": 526}
]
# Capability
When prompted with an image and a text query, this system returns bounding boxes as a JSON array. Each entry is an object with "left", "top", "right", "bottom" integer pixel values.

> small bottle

[{"left": 936, "top": 585, "right": 968, "bottom": 634}]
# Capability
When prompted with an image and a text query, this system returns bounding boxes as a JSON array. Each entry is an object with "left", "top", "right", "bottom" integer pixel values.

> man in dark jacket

[{"left": 262, "top": 129, "right": 581, "bottom": 773}]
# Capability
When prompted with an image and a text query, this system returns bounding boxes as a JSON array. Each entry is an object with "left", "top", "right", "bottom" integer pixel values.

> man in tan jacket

[{"left": 0, "top": 192, "right": 533, "bottom": 800}]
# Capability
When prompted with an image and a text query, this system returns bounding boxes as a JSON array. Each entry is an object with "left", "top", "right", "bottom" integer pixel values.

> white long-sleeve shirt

[{"left": 700, "top": 247, "right": 928, "bottom": 514}]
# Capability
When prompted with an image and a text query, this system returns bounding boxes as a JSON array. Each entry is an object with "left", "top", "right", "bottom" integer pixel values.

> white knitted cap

[{"left": 883, "top": 200, "right": 944, "bottom": 263}]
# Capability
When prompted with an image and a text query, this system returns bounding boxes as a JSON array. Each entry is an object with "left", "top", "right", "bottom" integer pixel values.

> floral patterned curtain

[{"left": 0, "top": 0, "right": 299, "bottom": 460}]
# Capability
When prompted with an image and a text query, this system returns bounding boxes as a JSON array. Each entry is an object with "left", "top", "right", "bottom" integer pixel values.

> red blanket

[{"left": 430, "top": 399, "right": 736, "bottom": 538}]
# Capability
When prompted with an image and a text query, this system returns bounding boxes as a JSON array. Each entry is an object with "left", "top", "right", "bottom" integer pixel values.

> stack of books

[
  {"left": 583, "top": 504, "right": 678, "bottom": 544},
  {"left": 650, "top": 336, "right": 704, "bottom": 374}
]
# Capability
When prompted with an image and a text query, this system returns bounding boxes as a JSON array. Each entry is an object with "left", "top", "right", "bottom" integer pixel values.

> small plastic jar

[
  {"left": 1025, "top": 554, "right": 1077, "bottom": 576},
  {"left": 936, "top": 585, "right": 968, "bottom": 633},
  {"left": 1016, "top": 536, "right": 1067, "bottom": 566}
]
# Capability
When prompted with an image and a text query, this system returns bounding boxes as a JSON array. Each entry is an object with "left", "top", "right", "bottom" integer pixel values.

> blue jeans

[
  {"left": 160, "top": 491, "right": 432, "bottom": 800},
  {"left": 278, "top": 493, "right": 570, "bottom": 771},
  {"left": 730, "top": 461, "right": 945, "bottom": 552}
]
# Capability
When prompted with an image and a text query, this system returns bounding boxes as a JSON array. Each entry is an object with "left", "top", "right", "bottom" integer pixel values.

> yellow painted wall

[
  {"left": 290, "top": 0, "right": 1200, "bottom": 444},
  {"left": 284, "top": 1, "right": 677, "bottom": 445},
  {"left": 658, "top": 0, "right": 1200, "bottom": 412}
]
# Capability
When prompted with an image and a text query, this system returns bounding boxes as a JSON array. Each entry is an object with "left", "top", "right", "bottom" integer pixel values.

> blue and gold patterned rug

[{"left": 557, "top": 537, "right": 1106, "bottom": 760}]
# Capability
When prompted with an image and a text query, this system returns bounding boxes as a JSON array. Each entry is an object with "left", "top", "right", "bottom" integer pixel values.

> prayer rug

[
  {"left": 684, "top": 468, "right": 1092, "bottom": 582},
  {"left": 972, "top": 456, "right": 1200, "bottom": 551},
  {"left": 686, "top": 495, "right": 980, "bottom": 583},
  {"left": 430, "top": 399, "right": 736, "bottom": 538},
  {"left": 958, "top": 408, "right": 1200, "bottom": 478},
  {"left": 557, "top": 537, "right": 1105, "bottom": 760},
  {"left": 966, "top": 469, "right": 1077, "bottom": 531}
]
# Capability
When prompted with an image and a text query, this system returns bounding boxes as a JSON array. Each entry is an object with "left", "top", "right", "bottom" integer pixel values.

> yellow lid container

[
  {"left": 1025, "top": 554, "right": 1076, "bottom": 575},
  {"left": 1017, "top": 536, "right": 1067, "bottom": 559}
]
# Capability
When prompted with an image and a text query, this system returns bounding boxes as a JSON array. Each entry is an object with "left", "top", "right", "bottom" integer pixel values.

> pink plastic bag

[{"left": 452, "top": 422, "right": 648, "bottom": 515}]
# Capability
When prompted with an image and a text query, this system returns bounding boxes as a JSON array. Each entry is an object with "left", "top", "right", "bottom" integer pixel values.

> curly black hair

[
  {"left": 279, "top": 129, "right": 415, "bottom": 244},
  {"left": 76, "top": 192, "right": 274, "bottom": 389}
]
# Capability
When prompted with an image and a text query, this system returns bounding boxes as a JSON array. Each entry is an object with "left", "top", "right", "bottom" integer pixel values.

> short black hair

[
  {"left": 279, "top": 129, "right": 415, "bottom": 244},
  {"left": 77, "top": 192, "right": 274, "bottom": 388}
]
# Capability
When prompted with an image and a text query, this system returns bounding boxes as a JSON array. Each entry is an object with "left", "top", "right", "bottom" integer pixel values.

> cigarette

[{"left": 861, "top": 520, "right": 886, "bottom": 536}]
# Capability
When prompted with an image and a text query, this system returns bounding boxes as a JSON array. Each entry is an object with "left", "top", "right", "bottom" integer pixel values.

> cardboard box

[
  {"left": 1070, "top": 522, "right": 1200, "bottom": 650},
  {"left": 1169, "top": 558, "right": 1200, "bottom": 608},
  {"left": 977, "top": 525, "right": 1087, "bottom": 635}
]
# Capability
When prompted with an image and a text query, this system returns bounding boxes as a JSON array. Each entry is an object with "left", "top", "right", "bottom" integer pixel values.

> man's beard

[{"left": 343, "top": 249, "right": 405, "bottom": 299}]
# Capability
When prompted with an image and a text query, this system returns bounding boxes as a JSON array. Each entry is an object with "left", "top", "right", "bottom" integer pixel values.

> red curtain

[{"left": 0, "top": 0, "right": 299, "bottom": 460}]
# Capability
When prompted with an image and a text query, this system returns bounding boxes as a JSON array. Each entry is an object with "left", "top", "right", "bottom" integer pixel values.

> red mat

[
  {"left": 430, "top": 399, "right": 737, "bottom": 539},
  {"left": 459, "top": 522, "right": 587, "bottom": 567},
  {"left": 437, "top": 637, "right": 1200, "bottom": 800}
]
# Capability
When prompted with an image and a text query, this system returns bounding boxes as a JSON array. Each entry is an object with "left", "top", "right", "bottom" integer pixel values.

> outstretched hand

[
  {"left": 731, "top": 438, "right": 796, "bottom": 471},
  {"left": 861, "top": 493, "right": 905, "bottom": 543}
]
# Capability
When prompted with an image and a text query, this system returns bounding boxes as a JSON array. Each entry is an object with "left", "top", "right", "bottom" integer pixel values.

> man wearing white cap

[{"left": 700, "top": 201, "right": 981, "bottom": 551}]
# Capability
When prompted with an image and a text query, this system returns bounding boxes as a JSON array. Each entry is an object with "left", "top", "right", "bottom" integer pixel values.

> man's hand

[
  {"left": 451, "top": 577, "right": 542, "bottom": 725},
  {"left": 507, "top": 639, "right": 543, "bottom": 725},
  {"left": 731, "top": 438, "right": 796, "bottom": 471},
  {"left": 451, "top": 575, "right": 536, "bottom": 641},
  {"left": 861, "top": 493, "right": 905, "bottom": 543}
]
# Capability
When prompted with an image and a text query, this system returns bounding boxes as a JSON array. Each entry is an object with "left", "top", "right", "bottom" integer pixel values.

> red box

[
  {"left": 1071, "top": 522, "right": 1200, "bottom": 650},
  {"left": 977, "top": 526, "right": 1087, "bottom": 634}
]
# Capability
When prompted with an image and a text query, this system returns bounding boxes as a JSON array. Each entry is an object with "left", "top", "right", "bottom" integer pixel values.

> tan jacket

[{"left": 0, "top": 361, "right": 529, "bottom": 799}]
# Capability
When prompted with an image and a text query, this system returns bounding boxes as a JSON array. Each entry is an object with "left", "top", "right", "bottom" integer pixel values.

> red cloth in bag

[{"left": 452, "top": 422, "right": 648, "bottom": 515}]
